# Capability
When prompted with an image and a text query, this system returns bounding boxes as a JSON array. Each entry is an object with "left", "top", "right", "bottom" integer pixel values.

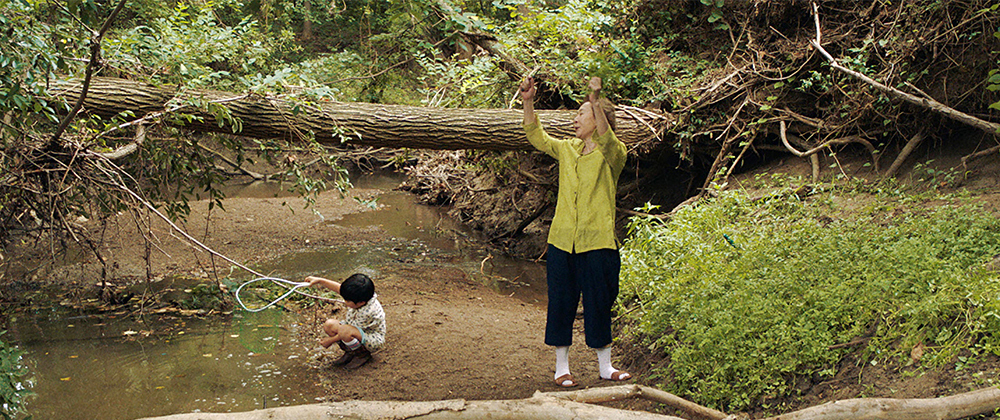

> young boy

[{"left": 305, "top": 273, "right": 386, "bottom": 369}]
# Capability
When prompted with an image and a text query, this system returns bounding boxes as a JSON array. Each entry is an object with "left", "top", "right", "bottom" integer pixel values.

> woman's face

[{"left": 574, "top": 102, "right": 596, "bottom": 140}]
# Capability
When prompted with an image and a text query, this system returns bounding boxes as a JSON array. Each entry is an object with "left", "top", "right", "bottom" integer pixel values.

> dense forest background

[{"left": 3, "top": 0, "right": 1000, "bottom": 418}]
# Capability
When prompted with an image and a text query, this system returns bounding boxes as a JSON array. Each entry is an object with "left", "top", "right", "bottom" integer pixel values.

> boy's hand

[{"left": 305, "top": 276, "right": 322, "bottom": 286}]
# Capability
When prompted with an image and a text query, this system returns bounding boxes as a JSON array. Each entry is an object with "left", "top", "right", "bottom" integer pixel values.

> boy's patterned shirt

[{"left": 344, "top": 295, "right": 386, "bottom": 350}]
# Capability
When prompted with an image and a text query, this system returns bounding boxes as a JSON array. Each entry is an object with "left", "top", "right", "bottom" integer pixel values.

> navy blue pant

[{"left": 544, "top": 244, "right": 621, "bottom": 349}]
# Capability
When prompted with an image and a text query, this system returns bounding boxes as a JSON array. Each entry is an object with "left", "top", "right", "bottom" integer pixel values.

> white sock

[
  {"left": 554, "top": 346, "right": 571, "bottom": 380},
  {"left": 343, "top": 338, "right": 361, "bottom": 351},
  {"left": 597, "top": 346, "right": 616, "bottom": 379}
]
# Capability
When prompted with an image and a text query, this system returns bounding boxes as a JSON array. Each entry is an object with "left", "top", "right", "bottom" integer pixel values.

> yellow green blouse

[{"left": 524, "top": 115, "right": 627, "bottom": 253}]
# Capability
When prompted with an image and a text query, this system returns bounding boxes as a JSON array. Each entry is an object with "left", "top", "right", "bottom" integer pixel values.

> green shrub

[
  {"left": 620, "top": 185, "right": 1000, "bottom": 411},
  {"left": 0, "top": 334, "right": 31, "bottom": 420}
]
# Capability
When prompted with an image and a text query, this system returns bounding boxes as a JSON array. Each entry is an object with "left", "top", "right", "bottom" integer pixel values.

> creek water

[{"left": 8, "top": 172, "right": 545, "bottom": 420}]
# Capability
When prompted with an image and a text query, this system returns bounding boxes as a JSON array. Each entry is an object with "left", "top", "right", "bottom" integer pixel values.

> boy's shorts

[{"left": 348, "top": 322, "right": 385, "bottom": 351}]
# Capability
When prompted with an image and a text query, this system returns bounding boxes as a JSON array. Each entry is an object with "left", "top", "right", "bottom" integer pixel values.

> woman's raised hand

[
  {"left": 588, "top": 76, "right": 602, "bottom": 102},
  {"left": 520, "top": 76, "right": 536, "bottom": 102}
]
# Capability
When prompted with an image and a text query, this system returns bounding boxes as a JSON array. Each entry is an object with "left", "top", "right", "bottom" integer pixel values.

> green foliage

[
  {"left": 989, "top": 22, "right": 1000, "bottom": 114},
  {"left": 417, "top": 54, "right": 506, "bottom": 107},
  {"left": 0, "top": 0, "right": 68, "bottom": 121},
  {"left": 500, "top": 0, "right": 614, "bottom": 94},
  {"left": 177, "top": 282, "right": 227, "bottom": 311},
  {"left": 699, "top": 0, "right": 728, "bottom": 30},
  {"left": 910, "top": 160, "right": 965, "bottom": 189},
  {"left": 105, "top": 0, "right": 296, "bottom": 88},
  {"left": 0, "top": 334, "right": 31, "bottom": 420},
  {"left": 620, "top": 184, "right": 1000, "bottom": 412}
]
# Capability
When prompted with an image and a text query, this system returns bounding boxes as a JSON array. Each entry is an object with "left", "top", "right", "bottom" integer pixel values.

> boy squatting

[{"left": 305, "top": 273, "right": 386, "bottom": 369}]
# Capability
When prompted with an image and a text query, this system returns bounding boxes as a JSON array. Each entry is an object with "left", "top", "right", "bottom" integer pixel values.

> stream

[{"left": 7, "top": 172, "right": 545, "bottom": 420}]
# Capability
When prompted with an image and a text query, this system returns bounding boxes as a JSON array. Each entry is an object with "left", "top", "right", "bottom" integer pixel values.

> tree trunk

[
  {"left": 761, "top": 386, "right": 1000, "bottom": 420},
  {"left": 136, "top": 394, "right": 687, "bottom": 420},
  {"left": 135, "top": 385, "right": 1000, "bottom": 420},
  {"left": 49, "top": 77, "right": 663, "bottom": 151}
]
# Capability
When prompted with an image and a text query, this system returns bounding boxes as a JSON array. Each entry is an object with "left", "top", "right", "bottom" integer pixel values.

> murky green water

[
  {"left": 12, "top": 309, "right": 312, "bottom": 419},
  {"left": 10, "top": 172, "right": 544, "bottom": 420}
]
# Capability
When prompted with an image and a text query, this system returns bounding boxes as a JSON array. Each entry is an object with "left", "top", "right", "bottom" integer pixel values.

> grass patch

[{"left": 619, "top": 182, "right": 1000, "bottom": 412}]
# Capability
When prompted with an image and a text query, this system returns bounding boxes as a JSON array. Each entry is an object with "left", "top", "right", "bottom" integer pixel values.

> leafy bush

[
  {"left": 619, "top": 184, "right": 1000, "bottom": 411},
  {"left": 105, "top": 0, "right": 297, "bottom": 88},
  {"left": 0, "top": 334, "right": 31, "bottom": 420}
]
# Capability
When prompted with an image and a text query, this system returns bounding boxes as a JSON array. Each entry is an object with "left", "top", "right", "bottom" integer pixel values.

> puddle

[
  {"left": 9, "top": 170, "right": 546, "bottom": 420},
  {"left": 12, "top": 308, "right": 314, "bottom": 420}
]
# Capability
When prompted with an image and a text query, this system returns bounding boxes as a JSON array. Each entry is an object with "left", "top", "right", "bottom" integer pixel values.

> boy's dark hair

[{"left": 341, "top": 273, "right": 375, "bottom": 303}]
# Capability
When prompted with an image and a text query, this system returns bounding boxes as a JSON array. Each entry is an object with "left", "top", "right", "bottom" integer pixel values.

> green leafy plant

[
  {"left": 0, "top": 334, "right": 31, "bottom": 420},
  {"left": 619, "top": 183, "right": 1000, "bottom": 412},
  {"left": 911, "top": 160, "right": 963, "bottom": 189},
  {"left": 988, "top": 25, "right": 1000, "bottom": 114}
]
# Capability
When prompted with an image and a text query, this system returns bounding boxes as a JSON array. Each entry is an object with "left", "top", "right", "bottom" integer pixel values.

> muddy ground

[
  {"left": 5, "top": 141, "right": 1000, "bottom": 418},
  {"left": 2, "top": 178, "right": 637, "bottom": 413}
]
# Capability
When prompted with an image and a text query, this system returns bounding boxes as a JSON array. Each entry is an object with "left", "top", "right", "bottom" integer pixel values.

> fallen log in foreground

[
  {"left": 137, "top": 389, "right": 687, "bottom": 420},
  {"left": 762, "top": 386, "right": 1000, "bottom": 420},
  {"left": 137, "top": 385, "right": 1000, "bottom": 420}
]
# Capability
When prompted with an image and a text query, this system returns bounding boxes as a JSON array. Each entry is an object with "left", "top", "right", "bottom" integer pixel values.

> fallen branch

[
  {"left": 194, "top": 142, "right": 265, "bottom": 180},
  {"left": 137, "top": 384, "right": 1000, "bottom": 420},
  {"left": 89, "top": 158, "right": 340, "bottom": 305},
  {"left": 779, "top": 121, "right": 878, "bottom": 174},
  {"left": 761, "top": 386, "right": 1000, "bottom": 420},
  {"left": 961, "top": 144, "right": 1000, "bottom": 173},
  {"left": 90, "top": 123, "right": 146, "bottom": 160},
  {"left": 809, "top": 2, "right": 1000, "bottom": 139},
  {"left": 618, "top": 207, "right": 670, "bottom": 221},
  {"left": 545, "top": 385, "right": 727, "bottom": 420},
  {"left": 138, "top": 386, "right": 691, "bottom": 420},
  {"left": 884, "top": 128, "right": 927, "bottom": 179}
]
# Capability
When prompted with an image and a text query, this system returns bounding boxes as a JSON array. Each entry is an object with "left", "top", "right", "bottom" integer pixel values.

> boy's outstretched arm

[{"left": 305, "top": 275, "right": 341, "bottom": 294}]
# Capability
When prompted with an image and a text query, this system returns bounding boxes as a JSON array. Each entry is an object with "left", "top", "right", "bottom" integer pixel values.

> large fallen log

[
  {"left": 136, "top": 388, "right": 689, "bottom": 420},
  {"left": 137, "top": 385, "right": 1000, "bottom": 420},
  {"left": 762, "top": 386, "right": 1000, "bottom": 420},
  {"left": 48, "top": 77, "right": 667, "bottom": 151}
]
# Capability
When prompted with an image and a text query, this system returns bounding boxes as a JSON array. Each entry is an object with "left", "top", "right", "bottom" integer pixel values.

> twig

[
  {"left": 702, "top": 95, "right": 750, "bottom": 190},
  {"left": 884, "top": 128, "right": 928, "bottom": 179},
  {"left": 194, "top": 142, "right": 265, "bottom": 180},
  {"left": 618, "top": 207, "right": 669, "bottom": 221},
  {"left": 961, "top": 144, "right": 1000, "bottom": 173},
  {"left": 47, "top": 0, "right": 129, "bottom": 149},
  {"left": 619, "top": 106, "right": 666, "bottom": 142},
  {"left": 809, "top": 1, "right": 1000, "bottom": 138},
  {"left": 90, "top": 124, "right": 146, "bottom": 160}
]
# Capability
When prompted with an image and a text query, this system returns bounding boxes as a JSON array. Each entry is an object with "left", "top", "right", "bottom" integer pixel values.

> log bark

[
  {"left": 762, "top": 386, "right": 1000, "bottom": 420},
  {"left": 134, "top": 384, "right": 1000, "bottom": 420},
  {"left": 136, "top": 393, "right": 687, "bottom": 420},
  {"left": 48, "top": 77, "right": 664, "bottom": 151}
]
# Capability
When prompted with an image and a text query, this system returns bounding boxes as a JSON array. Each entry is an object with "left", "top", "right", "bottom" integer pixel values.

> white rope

[
  {"left": 235, "top": 277, "right": 311, "bottom": 312},
  {"left": 91, "top": 159, "right": 339, "bottom": 307}
]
